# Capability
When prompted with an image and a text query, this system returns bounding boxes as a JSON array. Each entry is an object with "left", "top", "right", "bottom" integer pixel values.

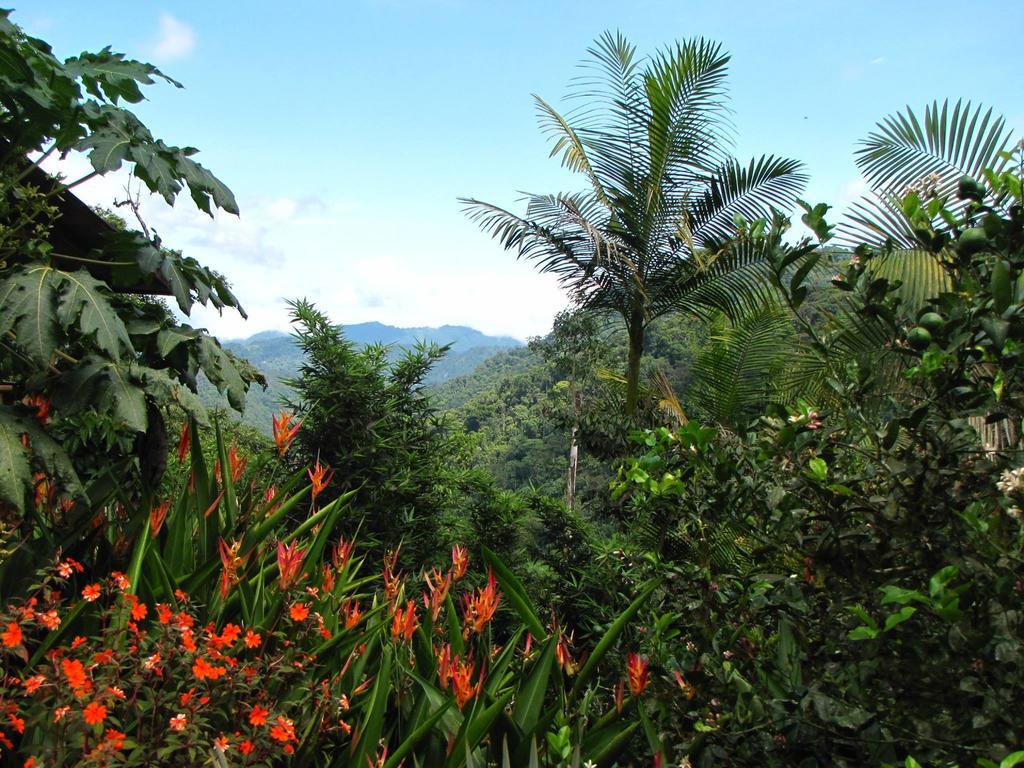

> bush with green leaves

[
  {"left": 610, "top": 154, "right": 1024, "bottom": 766},
  {"left": 0, "top": 12, "right": 260, "bottom": 544}
]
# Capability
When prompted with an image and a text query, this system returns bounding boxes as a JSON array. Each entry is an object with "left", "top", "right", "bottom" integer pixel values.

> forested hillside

[{"left": 200, "top": 323, "right": 523, "bottom": 430}]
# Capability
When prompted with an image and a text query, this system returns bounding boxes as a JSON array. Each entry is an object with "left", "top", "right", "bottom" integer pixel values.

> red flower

[
  {"left": 2, "top": 622, "right": 23, "bottom": 648},
  {"left": 424, "top": 566, "right": 452, "bottom": 622},
  {"left": 169, "top": 713, "right": 187, "bottom": 731},
  {"left": 289, "top": 603, "right": 310, "bottom": 622},
  {"left": 249, "top": 705, "right": 269, "bottom": 726},
  {"left": 149, "top": 500, "right": 171, "bottom": 537},
  {"left": 62, "top": 658, "right": 90, "bottom": 696},
  {"left": 244, "top": 629, "right": 261, "bottom": 649},
  {"left": 391, "top": 599, "right": 419, "bottom": 643},
  {"left": 219, "top": 538, "right": 246, "bottom": 599},
  {"left": 307, "top": 460, "right": 334, "bottom": 502},
  {"left": 342, "top": 599, "right": 362, "bottom": 629},
  {"left": 451, "top": 545, "right": 469, "bottom": 581},
  {"left": 626, "top": 652, "right": 649, "bottom": 697},
  {"left": 176, "top": 422, "right": 191, "bottom": 463},
  {"left": 39, "top": 610, "right": 60, "bottom": 630},
  {"left": 277, "top": 541, "right": 304, "bottom": 590},
  {"left": 435, "top": 643, "right": 453, "bottom": 691},
  {"left": 333, "top": 538, "right": 355, "bottom": 571},
  {"left": 219, "top": 624, "right": 241, "bottom": 646},
  {"left": 239, "top": 739, "right": 254, "bottom": 755},
  {"left": 461, "top": 570, "right": 501, "bottom": 635},
  {"left": 82, "top": 583, "right": 102, "bottom": 602},
  {"left": 8, "top": 713, "right": 25, "bottom": 734},
  {"left": 22, "top": 675, "right": 46, "bottom": 694},
  {"left": 192, "top": 657, "right": 227, "bottom": 681},
  {"left": 451, "top": 656, "right": 484, "bottom": 709},
  {"left": 269, "top": 715, "right": 297, "bottom": 745},
  {"left": 83, "top": 701, "right": 107, "bottom": 726},
  {"left": 272, "top": 410, "right": 302, "bottom": 456}
]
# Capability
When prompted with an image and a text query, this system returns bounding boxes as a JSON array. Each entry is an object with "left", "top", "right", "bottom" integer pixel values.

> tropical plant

[
  {"left": 462, "top": 31, "right": 807, "bottom": 413},
  {"left": 843, "top": 99, "right": 1019, "bottom": 309},
  {"left": 0, "top": 421, "right": 662, "bottom": 767},
  {"left": 0, "top": 12, "right": 260, "bottom": 527},
  {"left": 610, "top": 155, "right": 1024, "bottom": 766}
]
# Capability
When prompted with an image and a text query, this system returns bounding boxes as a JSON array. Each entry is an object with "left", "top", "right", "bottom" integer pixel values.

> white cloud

[
  {"left": 151, "top": 13, "right": 195, "bottom": 62},
  {"left": 870, "top": 56, "right": 886, "bottom": 66}
]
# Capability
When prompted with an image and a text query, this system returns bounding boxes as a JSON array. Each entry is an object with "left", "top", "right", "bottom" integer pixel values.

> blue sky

[{"left": 22, "top": 1, "right": 1024, "bottom": 340}]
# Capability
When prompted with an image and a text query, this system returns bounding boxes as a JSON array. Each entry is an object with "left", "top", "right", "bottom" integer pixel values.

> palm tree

[{"left": 462, "top": 31, "right": 807, "bottom": 414}]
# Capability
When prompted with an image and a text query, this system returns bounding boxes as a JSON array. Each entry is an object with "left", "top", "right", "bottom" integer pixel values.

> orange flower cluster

[
  {"left": 391, "top": 600, "right": 419, "bottom": 643},
  {"left": 307, "top": 460, "right": 334, "bottom": 503},
  {"left": 150, "top": 500, "right": 171, "bottom": 537},
  {"left": 192, "top": 657, "right": 228, "bottom": 682},
  {"left": 277, "top": 541, "right": 304, "bottom": 590},
  {"left": 272, "top": 410, "right": 302, "bottom": 456},
  {"left": 269, "top": 715, "right": 298, "bottom": 753},
  {"left": 62, "top": 658, "right": 91, "bottom": 697},
  {"left": 461, "top": 570, "right": 500, "bottom": 636},
  {"left": 219, "top": 538, "right": 247, "bottom": 599},
  {"left": 626, "top": 652, "right": 649, "bottom": 697},
  {"left": 450, "top": 545, "right": 469, "bottom": 581},
  {"left": 423, "top": 567, "right": 451, "bottom": 622},
  {"left": 434, "top": 644, "right": 485, "bottom": 709}
]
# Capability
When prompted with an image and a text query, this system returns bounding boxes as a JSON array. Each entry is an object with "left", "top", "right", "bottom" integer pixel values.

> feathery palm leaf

[{"left": 462, "top": 32, "right": 806, "bottom": 413}]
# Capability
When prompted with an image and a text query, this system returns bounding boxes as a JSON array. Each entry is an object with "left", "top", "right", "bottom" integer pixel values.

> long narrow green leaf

[
  {"left": 444, "top": 690, "right": 514, "bottom": 768},
  {"left": 571, "top": 578, "right": 661, "bottom": 700},
  {"left": 482, "top": 546, "right": 545, "bottom": 639},
  {"left": 512, "top": 635, "right": 557, "bottom": 737},
  {"left": 383, "top": 699, "right": 453, "bottom": 768},
  {"left": 350, "top": 643, "right": 393, "bottom": 767}
]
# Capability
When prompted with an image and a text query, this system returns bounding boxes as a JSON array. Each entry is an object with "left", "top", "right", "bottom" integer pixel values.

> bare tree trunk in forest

[{"left": 625, "top": 313, "right": 645, "bottom": 416}]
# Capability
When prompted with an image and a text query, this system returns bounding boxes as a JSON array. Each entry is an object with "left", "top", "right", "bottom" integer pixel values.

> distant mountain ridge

[{"left": 204, "top": 322, "right": 524, "bottom": 432}]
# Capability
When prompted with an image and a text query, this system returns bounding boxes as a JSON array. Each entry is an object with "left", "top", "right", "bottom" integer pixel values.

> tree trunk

[{"left": 625, "top": 316, "right": 644, "bottom": 415}]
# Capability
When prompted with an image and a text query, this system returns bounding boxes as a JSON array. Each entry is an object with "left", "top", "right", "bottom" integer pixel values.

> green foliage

[
  {"left": 0, "top": 14, "right": 260, "bottom": 529},
  {"left": 610, "top": 153, "right": 1024, "bottom": 765}
]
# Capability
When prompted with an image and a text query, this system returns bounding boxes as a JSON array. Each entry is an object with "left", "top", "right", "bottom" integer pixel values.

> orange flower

[
  {"left": 2, "top": 622, "right": 23, "bottom": 648},
  {"left": 227, "top": 445, "right": 247, "bottom": 482},
  {"left": 82, "top": 583, "right": 102, "bottom": 602},
  {"left": 239, "top": 739, "right": 255, "bottom": 755},
  {"left": 333, "top": 538, "right": 355, "bottom": 571},
  {"left": 127, "top": 595, "right": 147, "bottom": 622},
  {"left": 289, "top": 603, "right": 310, "bottom": 622},
  {"left": 192, "top": 657, "right": 227, "bottom": 681},
  {"left": 23, "top": 393, "right": 50, "bottom": 425},
  {"left": 62, "top": 658, "right": 90, "bottom": 696},
  {"left": 249, "top": 705, "right": 269, "bottom": 726},
  {"left": 307, "top": 460, "right": 334, "bottom": 502},
  {"left": 672, "top": 669, "right": 696, "bottom": 700},
  {"left": 24, "top": 757, "right": 37, "bottom": 768},
  {"left": 272, "top": 411, "right": 302, "bottom": 456},
  {"left": 219, "top": 624, "right": 241, "bottom": 646},
  {"left": 149, "top": 500, "right": 171, "bottom": 537},
  {"left": 342, "top": 599, "right": 362, "bottom": 629},
  {"left": 435, "top": 643, "right": 453, "bottom": 691},
  {"left": 213, "top": 734, "right": 230, "bottom": 751},
  {"left": 461, "top": 570, "right": 500, "bottom": 635},
  {"left": 277, "top": 541, "right": 304, "bottom": 590},
  {"left": 83, "top": 701, "right": 107, "bottom": 726},
  {"left": 451, "top": 545, "right": 469, "bottom": 581},
  {"left": 9, "top": 713, "right": 25, "bottom": 734},
  {"left": 22, "top": 675, "right": 46, "bottom": 694},
  {"left": 39, "top": 610, "right": 60, "bottom": 630},
  {"left": 391, "top": 599, "right": 419, "bottom": 643},
  {"left": 451, "top": 656, "right": 483, "bottom": 709},
  {"left": 423, "top": 567, "right": 452, "bottom": 622},
  {"left": 244, "top": 629, "right": 261, "bottom": 649},
  {"left": 269, "top": 715, "right": 297, "bottom": 745},
  {"left": 626, "top": 652, "right": 649, "bottom": 697},
  {"left": 218, "top": 538, "right": 247, "bottom": 599},
  {"left": 169, "top": 713, "right": 187, "bottom": 732},
  {"left": 104, "top": 728, "right": 127, "bottom": 749},
  {"left": 176, "top": 421, "right": 191, "bottom": 463}
]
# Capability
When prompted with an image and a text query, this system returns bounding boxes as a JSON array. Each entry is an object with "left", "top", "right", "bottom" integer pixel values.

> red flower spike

[
  {"left": 277, "top": 541, "right": 304, "bottom": 590},
  {"left": 272, "top": 410, "right": 302, "bottom": 456},
  {"left": 627, "top": 652, "right": 649, "bottom": 697}
]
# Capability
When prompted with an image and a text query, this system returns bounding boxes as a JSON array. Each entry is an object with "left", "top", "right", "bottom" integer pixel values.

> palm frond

[
  {"left": 687, "top": 304, "right": 794, "bottom": 429},
  {"left": 688, "top": 155, "right": 808, "bottom": 249},
  {"left": 855, "top": 99, "right": 1014, "bottom": 200}
]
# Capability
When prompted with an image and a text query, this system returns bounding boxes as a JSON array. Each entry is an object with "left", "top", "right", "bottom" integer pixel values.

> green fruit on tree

[
  {"left": 907, "top": 327, "right": 933, "bottom": 350},
  {"left": 957, "top": 227, "right": 989, "bottom": 258},
  {"left": 918, "top": 312, "right": 945, "bottom": 333},
  {"left": 957, "top": 176, "right": 985, "bottom": 202}
]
